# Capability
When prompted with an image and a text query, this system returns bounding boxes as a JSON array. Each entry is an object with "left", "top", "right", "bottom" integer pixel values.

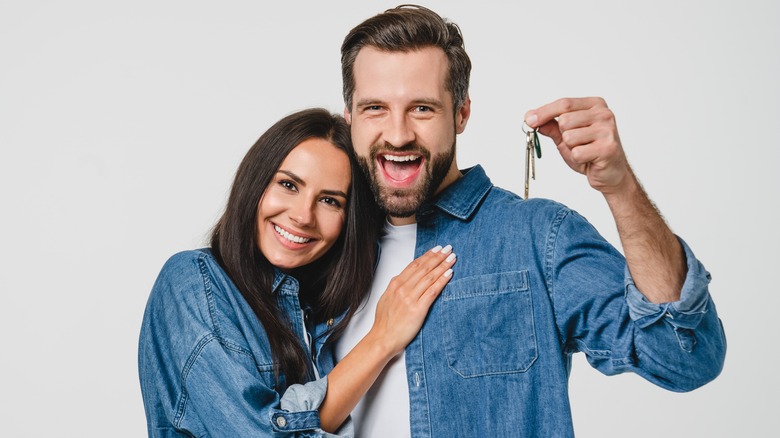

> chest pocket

[{"left": 441, "top": 270, "right": 537, "bottom": 377}]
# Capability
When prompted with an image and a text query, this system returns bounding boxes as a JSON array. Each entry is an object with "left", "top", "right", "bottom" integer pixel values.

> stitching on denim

[
  {"left": 571, "top": 338, "right": 611, "bottom": 357},
  {"left": 419, "top": 315, "right": 434, "bottom": 438},
  {"left": 443, "top": 277, "right": 538, "bottom": 377},
  {"left": 441, "top": 270, "right": 529, "bottom": 301},
  {"left": 544, "top": 207, "right": 569, "bottom": 301},
  {"left": 174, "top": 333, "right": 260, "bottom": 427},
  {"left": 544, "top": 207, "right": 570, "bottom": 348},
  {"left": 174, "top": 333, "right": 217, "bottom": 427},
  {"left": 436, "top": 182, "right": 492, "bottom": 220},
  {"left": 196, "top": 254, "right": 222, "bottom": 339}
]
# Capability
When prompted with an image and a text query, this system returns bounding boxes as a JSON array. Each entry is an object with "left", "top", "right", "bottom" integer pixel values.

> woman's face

[{"left": 256, "top": 137, "right": 351, "bottom": 272}]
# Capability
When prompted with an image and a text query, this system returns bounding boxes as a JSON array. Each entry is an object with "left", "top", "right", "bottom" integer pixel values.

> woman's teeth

[{"left": 274, "top": 225, "right": 312, "bottom": 244}]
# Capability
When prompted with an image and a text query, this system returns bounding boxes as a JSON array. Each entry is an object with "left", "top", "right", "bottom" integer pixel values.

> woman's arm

[{"left": 318, "top": 245, "right": 456, "bottom": 432}]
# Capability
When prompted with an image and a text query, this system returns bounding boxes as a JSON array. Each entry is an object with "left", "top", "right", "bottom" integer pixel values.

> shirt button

[
  {"left": 327, "top": 318, "right": 334, "bottom": 327},
  {"left": 276, "top": 416, "right": 287, "bottom": 428}
]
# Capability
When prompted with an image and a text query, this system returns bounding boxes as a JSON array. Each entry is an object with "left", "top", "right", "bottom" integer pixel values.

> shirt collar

[
  {"left": 424, "top": 165, "right": 492, "bottom": 221},
  {"left": 271, "top": 268, "right": 299, "bottom": 295}
]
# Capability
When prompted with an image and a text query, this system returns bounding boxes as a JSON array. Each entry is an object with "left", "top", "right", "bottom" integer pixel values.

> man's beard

[{"left": 357, "top": 141, "right": 455, "bottom": 218}]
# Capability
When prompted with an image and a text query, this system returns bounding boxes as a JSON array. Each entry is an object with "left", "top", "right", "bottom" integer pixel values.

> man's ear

[
  {"left": 343, "top": 106, "right": 352, "bottom": 125},
  {"left": 455, "top": 96, "right": 471, "bottom": 134}
]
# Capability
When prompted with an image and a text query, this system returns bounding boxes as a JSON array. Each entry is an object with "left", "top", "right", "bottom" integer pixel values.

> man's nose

[{"left": 384, "top": 113, "right": 415, "bottom": 148}]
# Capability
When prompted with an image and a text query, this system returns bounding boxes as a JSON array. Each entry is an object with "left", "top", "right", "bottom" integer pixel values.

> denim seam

[
  {"left": 570, "top": 338, "right": 611, "bottom": 358},
  {"left": 196, "top": 254, "right": 222, "bottom": 339},
  {"left": 436, "top": 182, "right": 491, "bottom": 220},
  {"left": 420, "top": 319, "right": 434, "bottom": 438},
  {"left": 442, "top": 287, "right": 528, "bottom": 301},
  {"left": 174, "top": 332, "right": 217, "bottom": 427},
  {"left": 174, "top": 333, "right": 258, "bottom": 427},
  {"left": 544, "top": 207, "right": 570, "bottom": 348}
]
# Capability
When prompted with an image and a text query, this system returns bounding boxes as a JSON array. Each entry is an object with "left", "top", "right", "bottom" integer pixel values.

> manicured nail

[
  {"left": 526, "top": 113, "right": 538, "bottom": 127},
  {"left": 431, "top": 245, "right": 443, "bottom": 253},
  {"left": 443, "top": 268, "right": 453, "bottom": 278},
  {"left": 441, "top": 245, "right": 453, "bottom": 254},
  {"left": 445, "top": 253, "right": 456, "bottom": 263}
]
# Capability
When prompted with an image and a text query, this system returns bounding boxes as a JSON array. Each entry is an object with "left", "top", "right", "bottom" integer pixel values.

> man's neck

[{"left": 387, "top": 215, "right": 417, "bottom": 226}]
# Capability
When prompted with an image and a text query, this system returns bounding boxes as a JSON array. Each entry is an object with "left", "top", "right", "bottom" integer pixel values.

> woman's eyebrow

[
  {"left": 277, "top": 170, "right": 305, "bottom": 185},
  {"left": 278, "top": 170, "right": 348, "bottom": 199}
]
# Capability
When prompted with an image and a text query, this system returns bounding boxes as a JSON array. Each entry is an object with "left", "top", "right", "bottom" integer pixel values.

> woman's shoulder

[
  {"left": 160, "top": 248, "right": 214, "bottom": 273},
  {"left": 146, "top": 249, "right": 227, "bottom": 324}
]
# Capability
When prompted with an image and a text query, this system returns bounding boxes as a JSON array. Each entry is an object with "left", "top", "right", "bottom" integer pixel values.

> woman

[{"left": 138, "top": 108, "right": 455, "bottom": 437}]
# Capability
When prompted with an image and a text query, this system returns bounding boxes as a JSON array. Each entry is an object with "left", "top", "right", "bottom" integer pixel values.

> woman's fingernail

[
  {"left": 443, "top": 268, "right": 453, "bottom": 278},
  {"left": 431, "top": 245, "right": 443, "bottom": 253},
  {"left": 445, "top": 253, "right": 456, "bottom": 263},
  {"left": 441, "top": 245, "right": 453, "bottom": 254},
  {"left": 526, "top": 113, "right": 538, "bottom": 127}
]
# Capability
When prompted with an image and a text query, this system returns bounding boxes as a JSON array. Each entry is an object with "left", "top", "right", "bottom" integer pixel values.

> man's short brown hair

[{"left": 341, "top": 4, "right": 471, "bottom": 112}]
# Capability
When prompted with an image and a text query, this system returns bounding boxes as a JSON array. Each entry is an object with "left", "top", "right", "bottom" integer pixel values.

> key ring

[{"left": 522, "top": 121, "right": 542, "bottom": 159}]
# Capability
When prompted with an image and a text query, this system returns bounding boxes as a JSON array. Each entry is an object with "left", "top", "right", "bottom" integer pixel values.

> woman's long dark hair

[{"left": 210, "top": 108, "right": 380, "bottom": 386}]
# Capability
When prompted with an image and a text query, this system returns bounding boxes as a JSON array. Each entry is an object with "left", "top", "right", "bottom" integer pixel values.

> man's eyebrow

[
  {"left": 355, "top": 98, "right": 384, "bottom": 107},
  {"left": 413, "top": 98, "right": 445, "bottom": 108},
  {"left": 278, "top": 170, "right": 348, "bottom": 199},
  {"left": 355, "top": 97, "right": 446, "bottom": 109}
]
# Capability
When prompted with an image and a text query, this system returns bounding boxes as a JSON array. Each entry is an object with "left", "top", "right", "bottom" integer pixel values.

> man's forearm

[{"left": 604, "top": 168, "right": 686, "bottom": 303}]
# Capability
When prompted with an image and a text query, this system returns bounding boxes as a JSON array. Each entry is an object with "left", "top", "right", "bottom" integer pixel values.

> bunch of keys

[{"left": 522, "top": 121, "right": 542, "bottom": 199}]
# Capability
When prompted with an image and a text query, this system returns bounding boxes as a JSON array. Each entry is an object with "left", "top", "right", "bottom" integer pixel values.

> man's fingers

[
  {"left": 536, "top": 119, "right": 563, "bottom": 146},
  {"left": 525, "top": 97, "right": 607, "bottom": 129}
]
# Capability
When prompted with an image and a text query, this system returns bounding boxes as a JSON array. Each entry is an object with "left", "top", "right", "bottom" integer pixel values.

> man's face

[{"left": 345, "top": 46, "right": 470, "bottom": 224}]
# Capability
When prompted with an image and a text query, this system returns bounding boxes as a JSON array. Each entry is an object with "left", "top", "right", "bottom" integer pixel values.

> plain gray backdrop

[{"left": 1, "top": 0, "right": 777, "bottom": 436}]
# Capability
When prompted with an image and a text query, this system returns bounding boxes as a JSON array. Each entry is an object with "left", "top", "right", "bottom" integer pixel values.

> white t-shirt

[{"left": 335, "top": 220, "right": 417, "bottom": 438}]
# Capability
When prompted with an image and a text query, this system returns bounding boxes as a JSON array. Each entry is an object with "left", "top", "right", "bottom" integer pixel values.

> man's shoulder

[{"left": 483, "top": 184, "right": 571, "bottom": 217}]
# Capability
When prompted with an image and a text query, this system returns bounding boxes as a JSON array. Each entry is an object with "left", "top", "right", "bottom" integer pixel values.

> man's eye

[
  {"left": 366, "top": 105, "right": 382, "bottom": 111},
  {"left": 414, "top": 106, "right": 432, "bottom": 112}
]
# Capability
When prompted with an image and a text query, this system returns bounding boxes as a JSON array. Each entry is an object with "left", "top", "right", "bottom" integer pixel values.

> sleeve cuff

[
  {"left": 625, "top": 236, "right": 712, "bottom": 329},
  {"left": 274, "top": 376, "right": 355, "bottom": 437}
]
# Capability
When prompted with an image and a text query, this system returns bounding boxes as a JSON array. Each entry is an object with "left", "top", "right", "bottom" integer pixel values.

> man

[{"left": 334, "top": 5, "right": 726, "bottom": 437}]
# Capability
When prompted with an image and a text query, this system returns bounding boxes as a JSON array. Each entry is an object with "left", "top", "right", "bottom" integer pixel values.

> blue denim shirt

[
  {"left": 402, "top": 166, "right": 726, "bottom": 437},
  {"left": 138, "top": 249, "right": 351, "bottom": 437}
]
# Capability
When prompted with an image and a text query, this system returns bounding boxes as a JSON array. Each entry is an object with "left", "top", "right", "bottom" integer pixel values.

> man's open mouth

[{"left": 378, "top": 153, "right": 424, "bottom": 185}]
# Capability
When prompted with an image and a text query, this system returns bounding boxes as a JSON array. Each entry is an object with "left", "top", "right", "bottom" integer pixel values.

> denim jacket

[
  {"left": 138, "top": 249, "right": 351, "bottom": 437},
  {"left": 401, "top": 166, "right": 726, "bottom": 437}
]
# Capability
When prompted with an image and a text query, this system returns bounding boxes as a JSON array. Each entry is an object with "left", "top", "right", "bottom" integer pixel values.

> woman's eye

[
  {"left": 279, "top": 180, "right": 297, "bottom": 191},
  {"left": 320, "top": 197, "right": 343, "bottom": 208}
]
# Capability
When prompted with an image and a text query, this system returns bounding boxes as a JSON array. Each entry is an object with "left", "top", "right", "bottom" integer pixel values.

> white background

[{"left": 1, "top": 0, "right": 777, "bottom": 436}]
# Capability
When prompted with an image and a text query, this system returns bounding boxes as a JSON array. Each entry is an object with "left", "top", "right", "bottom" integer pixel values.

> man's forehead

[
  {"left": 353, "top": 45, "right": 448, "bottom": 68},
  {"left": 352, "top": 46, "right": 450, "bottom": 98}
]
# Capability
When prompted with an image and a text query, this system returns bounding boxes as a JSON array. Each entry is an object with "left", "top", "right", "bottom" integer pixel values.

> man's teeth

[
  {"left": 383, "top": 154, "right": 420, "bottom": 162},
  {"left": 274, "top": 225, "right": 312, "bottom": 244}
]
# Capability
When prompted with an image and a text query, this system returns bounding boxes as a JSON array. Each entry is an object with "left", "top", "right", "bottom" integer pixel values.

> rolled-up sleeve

[
  {"left": 626, "top": 237, "right": 711, "bottom": 330},
  {"left": 549, "top": 210, "right": 726, "bottom": 393},
  {"left": 280, "top": 377, "right": 354, "bottom": 437}
]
